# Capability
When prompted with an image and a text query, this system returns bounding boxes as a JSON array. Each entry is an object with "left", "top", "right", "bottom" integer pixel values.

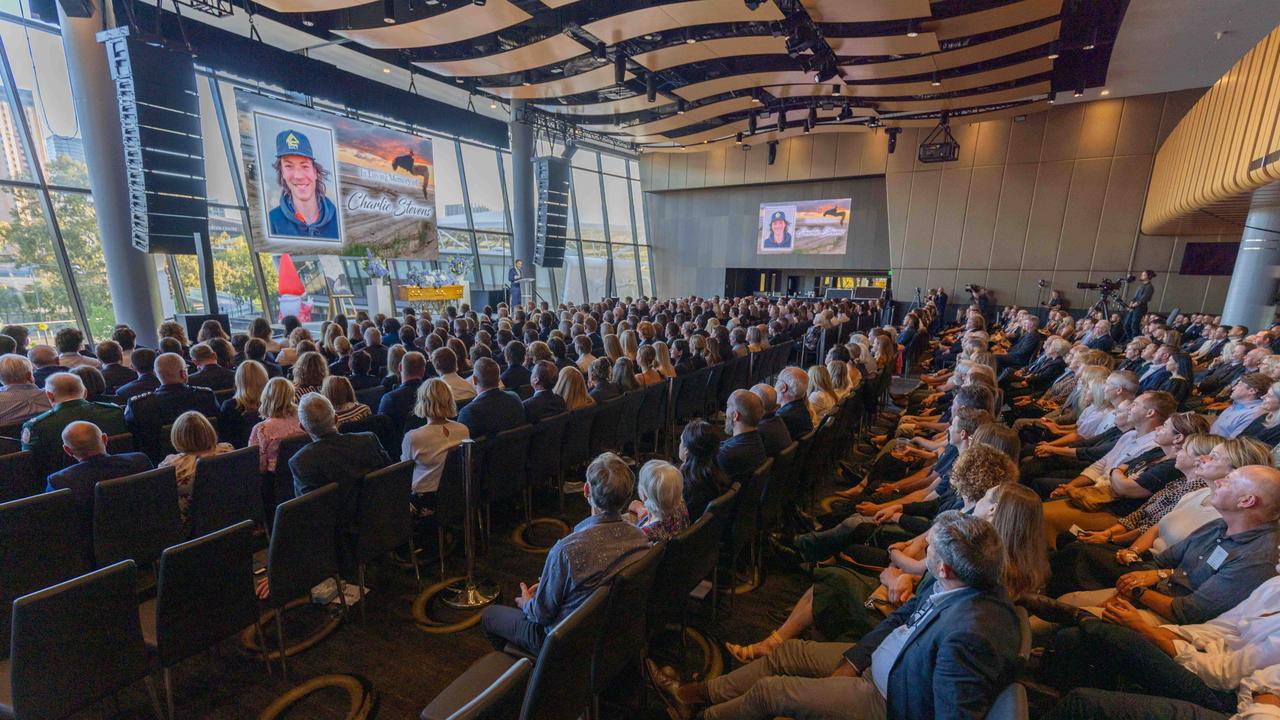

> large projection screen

[{"left": 757, "top": 198, "right": 851, "bottom": 255}]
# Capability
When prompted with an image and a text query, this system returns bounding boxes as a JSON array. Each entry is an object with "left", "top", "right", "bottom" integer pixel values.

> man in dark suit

[
  {"left": 243, "top": 338, "right": 283, "bottom": 378},
  {"left": 346, "top": 350, "right": 382, "bottom": 390},
  {"left": 187, "top": 342, "right": 235, "bottom": 393},
  {"left": 124, "top": 353, "right": 218, "bottom": 459},
  {"left": 95, "top": 340, "right": 135, "bottom": 394},
  {"left": 28, "top": 344, "right": 61, "bottom": 388},
  {"left": 718, "top": 390, "right": 768, "bottom": 484},
  {"left": 115, "top": 348, "right": 161, "bottom": 402},
  {"left": 523, "top": 361, "right": 567, "bottom": 424},
  {"left": 377, "top": 351, "right": 427, "bottom": 433},
  {"left": 459, "top": 358, "right": 524, "bottom": 438},
  {"left": 649, "top": 511, "right": 1020, "bottom": 720},
  {"left": 46, "top": 420, "right": 153, "bottom": 539},
  {"left": 362, "top": 327, "right": 390, "bottom": 376},
  {"left": 290, "top": 394, "right": 389, "bottom": 521},
  {"left": 586, "top": 358, "right": 620, "bottom": 403},
  {"left": 751, "top": 383, "right": 793, "bottom": 458},
  {"left": 501, "top": 341, "right": 531, "bottom": 390},
  {"left": 775, "top": 367, "right": 813, "bottom": 439},
  {"left": 996, "top": 315, "right": 1043, "bottom": 370},
  {"left": 1195, "top": 341, "right": 1250, "bottom": 394}
]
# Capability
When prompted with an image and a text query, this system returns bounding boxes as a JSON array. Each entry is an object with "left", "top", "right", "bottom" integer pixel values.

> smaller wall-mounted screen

[
  {"left": 758, "top": 198, "right": 852, "bottom": 255},
  {"left": 1179, "top": 242, "right": 1240, "bottom": 276}
]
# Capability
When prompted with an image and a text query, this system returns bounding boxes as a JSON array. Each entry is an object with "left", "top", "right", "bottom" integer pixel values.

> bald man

[
  {"left": 46, "top": 420, "right": 152, "bottom": 534},
  {"left": 20, "top": 372, "right": 126, "bottom": 456},
  {"left": 124, "top": 352, "right": 218, "bottom": 460},
  {"left": 775, "top": 367, "right": 812, "bottom": 439},
  {"left": 718, "top": 389, "right": 768, "bottom": 484},
  {"left": 751, "top": 383, "right": 793, "bottom": 457}
]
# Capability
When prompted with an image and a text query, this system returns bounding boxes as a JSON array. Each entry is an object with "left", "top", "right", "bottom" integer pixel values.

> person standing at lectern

[{"left": 509, "top": 259, "right": 524, "bottom": 308}]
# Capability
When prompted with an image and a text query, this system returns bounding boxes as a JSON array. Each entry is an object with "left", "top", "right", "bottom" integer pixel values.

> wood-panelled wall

[{"left": 640, "top": 90, "right": 1244, "bottom": 314}]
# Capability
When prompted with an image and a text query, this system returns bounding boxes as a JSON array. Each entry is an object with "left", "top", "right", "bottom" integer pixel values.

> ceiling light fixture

[
  {"left": 735, "top": 132, "right": 743, "bottom": 144},
  {"left": 593, "top": 42, "right": 607, "bottom": 62},
  {"left": 521, "top": 74, "right": 531, "bottom": 86},
  {"left": 831, "top": 83, "right": 841, "bottom": 97},
  {"left": 1083, "top": 29, "right": 1097, "bottom": 51},
  {"left": 744, "top": 0, "right": 764, "bottom": 10},
  {"left": 1100, "top": 88, "right": 1111, "bottom": 96},
  {"left": 930, "top": 71, "right": 941, "bottom": 87},
  {"left": 1074, "top": 87, "right": 1084, "bottom": 98},
  {"left": 300, "top": 13, "right": 314, "bottom": 26},
  {"left": 1047, "top": 40, "right": 1060, "bottom": 60},
  {"left": 676, "top": 99, "right": 686, "bottom": 114},
  {"left": 472, "top": 0, "right": 485, "bottom": 5},
  {"left": 803, "top": 119, "right": 812, "bottom": 134},
  {"left": 905, "top": 19, "right": 919, "bottom": 38},
  {"left": 686, "top": 32, "right": 697, "bottom": 44},
  {"left": 490, "top": 98, "right": 497, "bottom": 109},
  {"left": 382, "top": 0, "right": 396, "bottom": 23},
  {"left": 614, "top": 52, "right": 626, "bottom": 85},
  {"left": 748, "top": 111, "right": 758, "bottom": 134},
  {"left": 382, "top": 67, "right": 391, "bottom": 74},
  {"left": 751, "top": 89, "right": 762, "bottom": 104}
]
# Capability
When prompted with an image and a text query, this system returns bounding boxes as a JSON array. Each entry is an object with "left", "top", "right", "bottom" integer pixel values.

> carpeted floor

[{"left": 91, "top": 477, "right": 819, "bottom": 720}]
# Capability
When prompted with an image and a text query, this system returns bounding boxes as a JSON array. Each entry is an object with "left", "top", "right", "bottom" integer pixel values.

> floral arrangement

[
  {"left": 364, "top": 249, "right": 391, "bottom": 280},
  {"left": 447, "top": 256, "right": 474, "bottom": 279},
  {"left": 406, "top": 268, "right": 451, "bottom": 289}
]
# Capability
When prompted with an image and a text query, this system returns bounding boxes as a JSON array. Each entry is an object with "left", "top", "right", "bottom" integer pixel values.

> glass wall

[{"left": 0, "top": 9, "right": 655, "bottom": 343}]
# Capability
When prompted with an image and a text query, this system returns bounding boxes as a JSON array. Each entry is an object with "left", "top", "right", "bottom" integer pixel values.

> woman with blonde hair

[
  {"left": 162, "top": 411, "right": 233, "bottom": 523},
  {"left": 806, "top": 364, "right": 838, "bottom": 423},
  {"left": 621, "top": 330, "right": 640, "bottom": 360},
  {"left": 1036, "top": 365, "right": 1115, "bottom": 446},
  {"left": 636, "top": 345, "right": 664, "bottom": 387},
  {"left": 628, "top": 459, "right": 689, "bottom": 543},
  {"left": 321, "top": 323, "right": 343, "bottom": 360},
  {"left": 653, "top": 341, "right": 677, "bottom": 378},
  {"left": 403, "top": 378, "right": 469, "bottom": 517},
  {"left": 827, "top": 359, "right": 856, "bottom": 400},
  {"left": 219, "top": 360, "right": 267, "bottom": 447},
  {"left": 248, "top": 377, "right": 304, "bottom": 473},
  {"left": 323, "top": 375, "right": 371, "bottom": 425},
  {"left": 689, "top": 334, "right": 711, "bottom": 365},
  {"left": 292, "top": 350, "right": 329, "bottom": 396},
  {"left": 554, "top": 366, "right": 595, "bottom": 411},
  {"left": 383, "top": 344, "right": 407, "bottom": 391},
  {"left": 602, "top": 334, "right": 624, "bottom": 363}
]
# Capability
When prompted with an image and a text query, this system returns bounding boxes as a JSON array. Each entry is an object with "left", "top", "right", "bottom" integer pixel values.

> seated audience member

[
  {"left": 346, "top": 350, "right": 381, "bottom": 391},
  {"left": 458, "top": 357, "right": 524, "bottom": 438},
  {"left": 587, "top": 357, "right": 621, "bottom": 403},
  {"left": 1209, "top": 372, "right": 1270, "bottom": 438},
  {"left": 160, "top": 411, "right": 233, "bottom": 524},
  {"left": 124, "top": 353, "right": 218, "bottom": 444},
  {"left": 635, "top": 345, "right": 664, "bottom": 387},
  {"left": 629, "top": 459, "right": 689, "bottom": 543},
  {"left": 378, "top": 351, "right": 428, "bottom": 432},
  {"left": 0, "top": 353, "right": 51, "bottom": 423},
  {"left": 681, "top": 419, "right": 731, "bottom": 520},
  {"left": 322, "top": 375, "right": 371, "bottom": 425},
  {"left": 289, "top": 393, "right": 389, "bottom": 516},
  {"left": 72, "top": 366, "right": 110, "bottom": 403},
  {"left": 403, "top": 378, "right": 469, "bottom": 518},
  {"left": 751, "top": 383, "right": 793, "bottom": 457},
  {"left": 114, "top": 347, "right": 160, "bottom": 402},
  {"left": 219, "top": 360, "right": 267, "bottom": 447},
  {"left": 45, "top": 420, "right": 152, "bottom": 536},
  {"left": 381, "top": 345, "right": 407, "bottom": 392},
  {"left": 807, "top": 364, "right": 839, "bottom": 424},
  {"left": 244, "top": 338, "right": 283, "bottom": 379},
  {"left": 29, "top": 344, "right": 63, "bottom": 387},
  {"left": 718, "top": 389, "right": 768, "bottom": 484},
  {"left": 612, "top": 357, "right": 641, "bottom": 393},
  {"left": 995, "top": 314, "right": 1043, "bottom": 370},
  {"left": 554, "top": 365, "right": 594, "bottom": 411},
  {"left": 96, "top": 341, "right": 135, "bottom": 393},
  {"left": 291, "top": 351, "right": 329, "bottom": 396},
  {"left": 523, "top": 360, "right": 567, "bottom": 423},
  {"left": 432, "top": 347, "right": 476, "bottom": 403},
  {"left": 22, "top": 372, "right": 126, "bottom": 454},
  {"left": 328, "top": 336, "right": 354, "bottom": 376},
  {"left": 500, "top": 341, "right": 531, "bottom": 390},
  {"left": 775, "top": 366, "right": 813, "bottom": 438},
  {"left": 648, "top": 511, "right": 1022, "bottom": 720},
  {"left": 1044, "top": 460, "right": 1280, "bottom": 628},
  {"left": 361, "top": 327, "right": 390, "bottom": 375},
  {"left": 1, "top": 324, "right": 29, "bottom": 356},
  {"left": 187, "top": 342, "right": 235, "bottom": 392},
  {"left": 573, "top": 335, "right": 597, "bottom": 374},
  {"left": 55, "top": 327, "right": 100, "bottom": 369},
  {"left": 248, "top": 376, "right": 304, "bottom": 474},
  {"left": 480, "top": 452, "right": 649, "bottom": 655}
]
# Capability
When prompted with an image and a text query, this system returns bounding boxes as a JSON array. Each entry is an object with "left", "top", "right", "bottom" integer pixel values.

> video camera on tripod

[{"left": 1076, "top": 275, "right": 1136, "bottom": 296}]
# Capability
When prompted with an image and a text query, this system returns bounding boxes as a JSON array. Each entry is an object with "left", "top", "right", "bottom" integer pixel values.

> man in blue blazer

[
  {"left": 996, "top": 315, "right": 1044, "bottom": 370},
  {"left": 648, "top": 511, "right": 1022, "bottom": 720},
  {"left": 46, "top": 420, "right": 153, "bottom": 539},
  {"left": 522, "top": 361, "right": 566, "bottom": 424},
  {"left": 377, "top": 351, "right": 427, "bottom": 433},
  {"left": 458, "top": 358, "right": 524, "bottom": 438}
]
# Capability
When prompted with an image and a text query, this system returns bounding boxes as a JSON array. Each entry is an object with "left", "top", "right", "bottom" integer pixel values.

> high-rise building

[
  {"left": 43, "top": 134, "right": 84, "bottom": 167},
  {"left": 0, "top": 88, "right": 37, "bottom": 181}
]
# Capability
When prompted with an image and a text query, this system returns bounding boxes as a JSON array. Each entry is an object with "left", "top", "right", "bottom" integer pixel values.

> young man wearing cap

[
  {"left": 763, "top": 210, "right": 793, "bottom": 249},
  {"left": 267, "top": 128, "right": 340, "bottom": 240}
]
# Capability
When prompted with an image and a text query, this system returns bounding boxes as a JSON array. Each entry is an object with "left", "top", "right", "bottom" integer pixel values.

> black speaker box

[{"left": 534, "top": 156, "right": 570, "bottom": 268}]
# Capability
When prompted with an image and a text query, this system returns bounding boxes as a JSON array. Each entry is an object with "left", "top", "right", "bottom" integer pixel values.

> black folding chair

[
  {"left": 354, "top": 460, "right": 421, "bottom": 617},
  {"left": 188, "top": 446, "right": 264, "bottom": 538},
  {"left": 93, "top": 466, "right": 182, "bottom": 569}
]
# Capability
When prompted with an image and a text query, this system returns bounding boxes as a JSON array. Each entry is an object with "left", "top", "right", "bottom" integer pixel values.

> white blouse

[
  {"left": 1153, "top": 487, "right": 1220, "bottom": 554},
  {"left": 401, "top": 420, "right": 469, "bottom": 494}
]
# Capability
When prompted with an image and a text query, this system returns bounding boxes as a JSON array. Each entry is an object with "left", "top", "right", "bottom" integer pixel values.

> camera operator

[{"left": 1124, "top": 270, "right": 1157, "bottom": 341}]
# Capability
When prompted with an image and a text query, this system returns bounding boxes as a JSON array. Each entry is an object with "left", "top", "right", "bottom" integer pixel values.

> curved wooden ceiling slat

[
  {"left": 841, "top": 21, "right": 1059, "bottom": 80},
  {"left": 617, "top": 96, "right": 758, "bottom": 136},
  {"left": 483, "top": 65, "right": 629, "bottom": 100},
  {"left": 925, "top": 0, "right": 1063, "bottom": 41},
  {"left": 800, "top": 0, "right": 931, "bottom": 23},
  {"left": 332, "top": 0, "right": 531, "bottom": 50},
  {"left": 413, "top": 34, "right": 587, "bottom": 77},
  {"left": 875, "top": 81, "right": 1049, "bottom": 111},
  {"left": 248, "top": 0, "right": 364, "bottom": 13},
  {"left": 536, "top": 93, "right": 675, "bottom": 116},
  {"left": 883, "top": 100, "right": 1049, "bottom": 127},
  {"left": 629, "top": 36, "right": 788, "bottom": 72},
  {"left": 828, "top": 33, "right": 941, "bottom": 56},
  {"left": 582, "top": 0, "right": 784, "bottom": 46}
]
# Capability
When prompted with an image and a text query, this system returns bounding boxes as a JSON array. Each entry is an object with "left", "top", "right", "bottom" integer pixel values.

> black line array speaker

[
  {"left": 98, "top": 27, "right": 208, "bottom": 255},
  {"left": 534, "top": 156, "right": 570, "bottom": 268}
]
